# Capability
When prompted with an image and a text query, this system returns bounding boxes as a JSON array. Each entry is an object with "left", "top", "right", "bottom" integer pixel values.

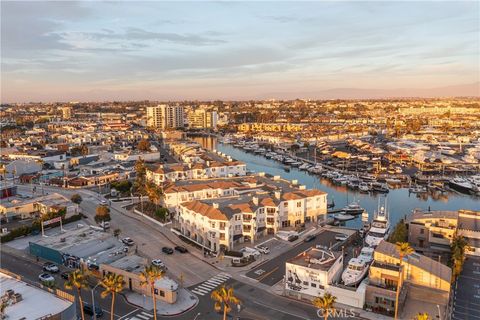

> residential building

[
  {"left": 146, "top": 105, "right": 184, "bottom": 129},
  {"left": 187, "top": 109, "right": 218, "bottom": 129},
  {"left": 406, "top": 209, "right": 480, "bottom": 257},
  {"left": 62, "top": 106, "right": 72, "bottom": 119},
  {"left": 177, "top": 184, "right": 327, "bottom": 252},
  {"left": 365, "top": 240, "right": 451, "bottom": 317}
]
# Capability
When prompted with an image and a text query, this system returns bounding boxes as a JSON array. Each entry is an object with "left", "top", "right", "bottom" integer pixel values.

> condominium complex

[
  {"left": 146, "top": 105, "right": 185, "bottom": 129},
  {"left": 176, "top": 177, "right": 327, "bottom": 252},
  {"left": 187, "top": 109, "right": 218, "bottom": 129}
]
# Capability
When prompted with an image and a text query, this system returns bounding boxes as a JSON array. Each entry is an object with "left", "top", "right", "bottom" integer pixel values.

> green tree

[
  {"left": 210, "top": 285, "right": 241, "bottom": 320},
  {"left": 312, "top": 292, "right": 336, "bottom": 320},
  {"left": 100, "top": 273, "right": 124, "bottom": 320},
  {"left": 71, "top": 194, "right": 83, "bottom": 204},
  {"left": 95, "top": 205, "right": 111, "bottom": 223},
  {"left": 388, "top": 219, "right": 407, "bottom": 244},
  {"left": 139, "top": 265, "right": 164, "bottom": 320},
  {"left": 137, "top": 139, "right": 151, "bottom": 152},
  {"left": 451, "top": 233, "right": 468, "bottom": 281},
  {"left": 64, "top": 269, "right": 88, "bottom": 320},
  {"left": 133, "top": 158, "right": 147, "bottom": 194},
  {"left": 395, "top": 242, "right": 414, "bottom": 320},
  {"left": 155, "top": 208, "right": 169, "bottom": 222}
]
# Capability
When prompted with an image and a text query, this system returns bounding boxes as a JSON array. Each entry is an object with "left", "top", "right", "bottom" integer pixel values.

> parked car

[
  {"left": 162, "top": 247, "right": 174, "bottom": 254},
  {"left": 83, "top": 303, "right": 103, "bottom": 317},
  {"left": 152, "top": 259, "right": 167, "bottom": 269},
  {"left": 43, "top": 263, "right": 59, "bottom": 273},
  {"left": 174, "top": 246, "right": 188, "bottom": 253},
  {"left": 255, "top": 245, "right": 270, "bottom": 254},
  {"left": 335, "top": 233, "right": 349, "bottom": 241},
  {"left": 121, "top": 237, "right": 135, "bottom": 246},
  {"left": 60, "top": 271, "right": 71, "bottom": 280},
  {"left": 38, "top": 273, "right": 55, "bottom": 283},
  {"left": 100, "top": 200, "right": 108, "bottom": 206},
  {"left": 304, "top": 234, "right": 317, "bottom": 242},
  {"left": 287, "top": 234, "right": 299, "bottom": 242},
  {"left": 99, "top": 221, "right": 110, "bottom": 230},
  {"left": 239, "top": 247, "right": 261, "bottom": 258}
]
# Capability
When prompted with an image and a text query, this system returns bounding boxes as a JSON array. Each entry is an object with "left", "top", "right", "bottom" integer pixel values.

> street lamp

[{"left": 91, "top": 282, "right": 102, "bottom": 320}]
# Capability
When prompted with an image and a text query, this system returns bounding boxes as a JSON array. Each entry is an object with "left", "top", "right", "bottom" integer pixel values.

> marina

[{"left": 194, "top": 136, "right": 480, "bottom": 229}]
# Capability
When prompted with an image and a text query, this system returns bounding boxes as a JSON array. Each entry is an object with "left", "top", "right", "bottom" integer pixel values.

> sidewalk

[{"left": 124, "top": 288, "right": 198, "bottom": 316}]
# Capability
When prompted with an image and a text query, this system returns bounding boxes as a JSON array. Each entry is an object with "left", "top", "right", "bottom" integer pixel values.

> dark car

[
  {"left": 162, "top": 247, "right": 174, "bottom": 254},
  {"left": 304, "top": 234, "right": 316, "bottom": 242},
  {"left": 60, "top": 271, "right": 71, "bottom": 280},
  {"left": 174, "top": 246, "right": 188, "bottom": 253},
  {"left": 287, "top": 234, "right": 299, "bottom": 242},
  {"left": 83, "top": 303, "right": 103, "bottom": 317}
]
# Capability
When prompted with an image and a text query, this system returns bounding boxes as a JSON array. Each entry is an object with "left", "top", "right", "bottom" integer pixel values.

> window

[
  {"left": 420, "top": 228, "right": 424, "bottom": 234},
  {"left": 311, "top": 283, "right": 317, "bottom": 288},
  {"left": 284, "top": 202, "right": 288, "bottom": 207},
  {"left": 303, "top": 281, "right": 308, "bottom": 286},
  {"left": 297, "top": 202, "right": 301, "bottom": 208},
  {"left": 159, "top": 290, "right": 165, "bottom": 297}
]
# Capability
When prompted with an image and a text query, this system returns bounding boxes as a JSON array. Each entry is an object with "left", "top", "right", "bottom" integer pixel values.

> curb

[{"left": 122, "top": 291, "right": 199, "bottom": 317}]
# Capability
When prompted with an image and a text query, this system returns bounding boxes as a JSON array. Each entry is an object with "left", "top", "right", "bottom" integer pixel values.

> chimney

[
  {"left": 258, "top": 172, "right": 265, "bottom": 177},
  {"left": 292, "top": 179, "right": 298, "bottom": 185},
  {"left": 273, "top": 175, "right": 280, "bottom": 181},
  {"left": 213, "top": 203, "right": 219, "bottom": 209},
  {"left": 274, "top": 191, "right": 281, "bottom": 199},
  {"left": 252, "top": 197, "right": 259, "bottom": 206},
  {"left": 299, "top": 185, "right": 306, "bottom": 190}
]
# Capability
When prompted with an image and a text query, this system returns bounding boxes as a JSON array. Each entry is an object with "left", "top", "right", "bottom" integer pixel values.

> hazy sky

[{"left": 1, "top": 1, "right": 479, "bottom": 102}]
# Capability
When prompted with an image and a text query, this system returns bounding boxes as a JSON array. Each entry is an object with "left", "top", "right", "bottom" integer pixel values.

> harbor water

[{"left": 193, "top": 136, "right": 480, "bottom": 229}]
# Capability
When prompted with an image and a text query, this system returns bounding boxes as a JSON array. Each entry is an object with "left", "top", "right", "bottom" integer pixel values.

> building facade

[{"left": 146, "top": 105, "right": 184, "bottom": 129}]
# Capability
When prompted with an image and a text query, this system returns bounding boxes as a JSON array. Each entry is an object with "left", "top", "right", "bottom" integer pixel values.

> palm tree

[
  {"left": 451, "top": 233, "right": 468, "bottom": 281},
  {"left": 414, "top": 312, "right": 430, "bottom": 320},
  {"left": 100, "top": 273, "right": 124, "bottom": 320},
  {"left": 394, "top": 242, "right": 414, "bottom": 320},
  {"left": 64, "top": 269, "right": 88, "bottom": 320},
  {"left": 210, "top": 285, "right": 241, "bottom": 320},
  {"left": 139, "top": 265, "right": 164, "bottom": 320},
  {"left": 312, "top": 292, "right": 337, "bottom": 320}
]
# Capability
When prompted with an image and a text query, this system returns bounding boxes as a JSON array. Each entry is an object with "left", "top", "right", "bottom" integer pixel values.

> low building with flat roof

[{"left": 0, "top": 271, "right": 76, "bottom": 319}]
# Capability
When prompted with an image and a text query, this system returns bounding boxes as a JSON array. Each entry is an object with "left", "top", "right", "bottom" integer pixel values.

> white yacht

[
  {"left": 365, "top": 205, "right": 390, "bottom": 247},
  {"left": 357, "top": 247, "right": 374, "bottom": 264},
  {"left": 342, "top": 200, "right": 364, "bottom": 215},
  {"left": 449, "top": 177, "right": 474, "bottom": 194},
  {"left": 341, "top": 258, "right": 369, "bottom": 286}
]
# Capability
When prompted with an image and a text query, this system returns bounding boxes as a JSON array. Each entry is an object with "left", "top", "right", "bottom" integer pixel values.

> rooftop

[
  {"left": 0, "top": 272, "right": 73, "bottom": 320},
  {"left": 287, "top": 247, "right": 341, "bottom": 271},
  {"left": 107, "top": 255, "right": 147, "bottom": 274}
]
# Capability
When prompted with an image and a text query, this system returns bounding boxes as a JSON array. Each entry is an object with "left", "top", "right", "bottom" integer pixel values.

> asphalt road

[
  {"left": 0, "top": 250, "right": 138, "bottom": 319},
  {"left": 245, "top": 230, "right": 341, "bottom": 286},
  {"left": 452, "top": 256, "right": 480, "bottom": 320}
]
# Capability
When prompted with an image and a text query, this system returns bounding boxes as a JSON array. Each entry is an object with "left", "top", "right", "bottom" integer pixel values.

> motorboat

[
  {"left": 341, "top": 258, "right": 369, "bottom": 286},
  {"left": 370, "top": 182, "right": 389, "bottom": 193},
  {"left": 334, "top": 213, "right": 355, "bottom": 221},
  {"left": 449, "top": 177, "right": 474, "bottom": 194},
  {"left": 358, "top": 182, "right": 371, "bottom": 193},
  {"left": 409, "top": 185, "right": 427, "bottom": 193},
  {"left": 365, "top": 204, "right": 390, "bottom": 247},
  {"left": 299, "top": 163, "right": 311, "bottom": 170},
  {"left": 342, "top": 201, "right": 364, "bottom": 215},
  {"left": 357, "top": 247, "right": 374, "bottom": 264}
]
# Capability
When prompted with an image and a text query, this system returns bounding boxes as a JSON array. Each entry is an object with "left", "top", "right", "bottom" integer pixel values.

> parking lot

[
  {"left": 452, "top": 256, "right": 480, "bottom": 320},
  {"left": 245, "top": 230, "right": 341, "bottom": 286}
]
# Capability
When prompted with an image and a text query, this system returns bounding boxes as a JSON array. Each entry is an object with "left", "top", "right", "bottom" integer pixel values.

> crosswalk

[
  {"left": 123, "top": 310, "right": 153, "bottom": 320},
  {"left": 190, "top": 272, "right": 231, "bottom": 296}
]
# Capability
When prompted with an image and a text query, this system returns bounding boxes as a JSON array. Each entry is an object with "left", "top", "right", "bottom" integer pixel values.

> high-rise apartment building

[
  {"left": 146, "top": 105, "right": 184, "bottom": 129},
  {"left": 61, "top": 106, "right": 72, "bottom": 119},
  {"left": 187, "top": 109, "right": 218, "bottom": 129}
]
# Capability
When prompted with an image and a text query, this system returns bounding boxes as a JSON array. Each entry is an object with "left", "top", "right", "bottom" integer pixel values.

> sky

[{"left": 1, "top": 1, "right": 479, "bottom": 102}]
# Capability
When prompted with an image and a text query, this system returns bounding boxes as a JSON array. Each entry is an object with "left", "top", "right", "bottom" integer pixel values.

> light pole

[
  {"left": 91, "top": 282, "right": 102, "bottom": 320},
  {"left": 437, "top": 304, "right": 442, "bottom": 320}
]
